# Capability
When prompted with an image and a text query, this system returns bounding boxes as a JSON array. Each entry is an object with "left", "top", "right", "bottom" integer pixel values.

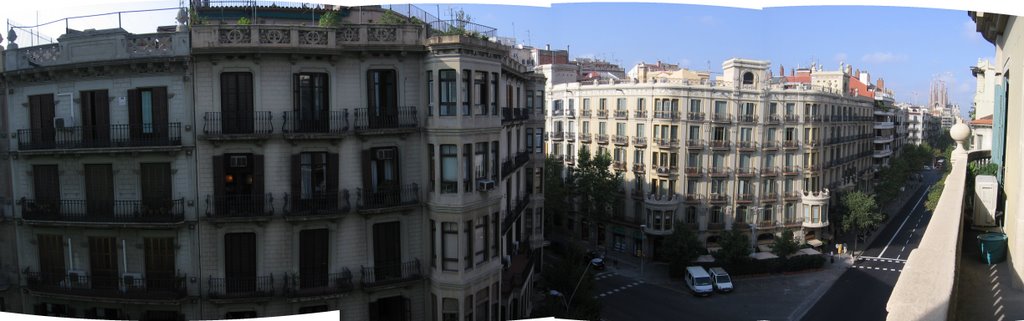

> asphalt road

[
  {"left": 593, "top": 272, "right": 735, "bottom": 321},
  {"left": 801, "top": 169, "right": 942, "bottom": 321}
]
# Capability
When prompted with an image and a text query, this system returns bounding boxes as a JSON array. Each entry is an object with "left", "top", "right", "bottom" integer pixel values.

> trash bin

[{"left": 978, "top": 232, "right": 1008, "bottom": 264}]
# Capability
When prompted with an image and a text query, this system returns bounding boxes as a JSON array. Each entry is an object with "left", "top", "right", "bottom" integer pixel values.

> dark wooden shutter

[
  {"left": 392, "top": 148, "right": 402, "bottom": 187},
  {"left": 212, "top": 156, "right": 224, "bottom": 217},
  {"left": 140, "top": 163, "right": 172, "bottom": 218},
  {"left": 384, "top": 70, "right": 397, "bottom": 117},
  {"left": 361, "top": 150, "right": 372, "bottom": 196},
  {"left": 29, "top": 94, "right": 56, "bottom": 148},
  {"left": 152, "top": 87, "right": 169, "bottom": 141},
  {"left": 465, "top": 220, "right": 472, "bottom": 269},
  {"left": 128, "top": 89, "right": 141, "bottom": 140},
  {"left": 299, "top": 229, "right": 329, "bottom": 289},
  {"left": 84, "top": 164, "right": 114, "bottom": 220},
  {"left": 144, "top": 238, "right": 175, "bottom": 291},
  {"left": 37, "top": 234, "right": 65, "bottom": 284},
  {"left": 327, "top": 153, "right": 339, "bottom": 194},
  {"left": 366, "top": 71, "right": 377, "bottom": 127},
  {"left": 253, "top": 154, "right": 265, "bottom": 203},
  {"left": 93, "top": 90, "right": 110, "bottom": 145},
  {"left": 224, "top": 233, "right": 257, "bottom": 293},
  {"left": 368, "top": 301, "right": 379, "bottom": 321},
  {"left": 88, "top": 237, "right": 118, "bottom": 290},
  {"left": 291, "top": 154, "right": 302, "bottom": 211},
  {"left": 403, "top": 297, "right": 412, "bottom": 321},
  {"left": 372, "top": 222, "right": 402, "bottom": 278},
  {"left": 32, "top": 165, "right": 61, "bottom": 217}
]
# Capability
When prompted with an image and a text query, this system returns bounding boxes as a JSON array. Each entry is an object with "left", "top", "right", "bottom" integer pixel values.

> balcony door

[
  {"left": 88, "top": 237, "right": 118, "bottom": 290},
  {"left": 80, "top": 90, "right": 110, "bottom": 147},
  {"left": 140, "top": 163, "right": 172, "bottom": 218},
  {"left": 221, "top": 72, "right": 254, "bottom": 134},
  {"left": 32, "top": 165, "right": 60, "bottom": 219},
  {"left": 144, "top": 238, "right": 176, "bottom": 291},
  {"left": 367, "top": 69, "right": 397, "bottom": 128},
  {"left": 85, "top": 164, "right": 114, "bottom": 220},
  {"left": 291, "top": 152, "right": 338, "bottom": 212},
  {"left": 128, "top": 87, "right": 169, "bottom": 144},
  {"left": 293, "top": 73, "right": 330, "bottom": 133},
  {"left": 372, "top": 222, "right": 402, "bottom": 281},
  {"left": 29, "top": 94, "right": 56, "bottom": 148},
  {"left": 369, "top": 295, "right": 411, "bottom": 321},
  {"left": 299, "top": 229, "right": 329, "bottom": 289},
  {"left": 224, "top": 233, "right": 257, "bottom": 294},
  {"left": 363, "top": 147, "right": 400, "bottom": 198},
  {"left": 214, "top": 154, "right": 264, "bottom": 216},
  {"left": 37, "top": 234, "right": 65, "bottom": 285}
]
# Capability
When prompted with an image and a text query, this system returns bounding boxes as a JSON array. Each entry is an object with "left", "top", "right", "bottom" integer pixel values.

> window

[
  {"left": 475, "top": 142, "right": 488, "bottom": 179},
  {"left": 219, "top": 72, "right": 254, "bottom": 134},
  {"left": 475, "top": 71, "right": 488, "bottom": 115},
  {"left": 637, "top": 98, "right": 646, "bottom": 111},
  {"left": 492, "top": 141, "right": 499, "bottom": 180},
  {"left": 441, "top": 145, "right": 458, "bottom": 193},
  {"left": 429, "top": 144, "right": 436, "bottom": 192},
  {"left": 740, "top": 128, "right": 752, "bottom": 142},
  {"left": 617, "top": 98, "right": 627, "bottom": 111},
  {"left": 491, "top": 73, "right": 499, "bottom": 115},
  {"left": 711, "top": 207, "right": 722, "bottom": 224},
  {"left": 427, "top": 71, "right": 434, "bottom": 116},
  {"left": 689, "top": 99, "right": 701, "bottom": 114},
  {"left": 464, "top": 144, "right": 473, "bottom": 192},
  {"left": 367, "top": 69, "right": 397, "bottom": 117},
  {"left": 742, "top": 72, "right": 754, "bottom": 85},
  {"left": 298, "top": 152, "right": 329, "bottom": 199},
  {"left": 442, "top": 222, "right": 459, "bottom": 271},
  {"left": 141, "top": 90, "right": 154, "bottom": 133},
  {"left": 476, "top": 218, "right": 487, "bottom": 264},
  {"left": 689, "top": 126, "right": 700, "bottom": 140},
  {"left": 617, "top": 123, "right": 626, "bottom": 136},
  {"left": 714, "top": 101, "right": 727, "bottom": 115},
  {"left": 583, "top": 98, "right": 590, "bottom": 111},
  {"left": 465, "top": 219, "right": 474, "bottom": 269},
  {"left": 534, "top": 131, "right": 542, "bottom": 153},
  {"left": 442, "top": 298, "right": 458, "bottom": 321},
  {"left": 440, "top": 70, "right": 457, "bottom": 116},
  {"left": 463, "top": 70, "right": 472, "bottom": 115},
  {"left": 636, "top": 123, "right": 645, "bottom": 138},
  {"left": 582, "top": 121, "right": 590, "bottom": 134},
  {"left": 431, "top": 220, "right": 437, "bottom": 268},
  {"left": 293, "top": 73, "right": 329, "bottom": 131}
]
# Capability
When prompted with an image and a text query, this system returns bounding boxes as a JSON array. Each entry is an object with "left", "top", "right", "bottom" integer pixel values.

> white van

[
  {"left": 684, "top": 266, "right": 714, "bottom": 296},
  {"left": 707, "top": 267, "right": 734, "bottom": 293}
]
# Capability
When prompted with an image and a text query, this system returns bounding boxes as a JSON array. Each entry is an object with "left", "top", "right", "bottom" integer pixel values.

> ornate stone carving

[
  {"left": 337, "top": 27, "right": 359, "bottom": 42},
  {"left": 367, "top": 27, "right": 396, "bottom": 42},
  {"left": 127, "top": 35, "right": 172, "bottom": 55},
  {"left": 218, "top": 28, "right": 250, "bottom": 44},
  {"left": 298, "top": 30, "right": 327, "bottom": 45},
  {"left": 258, "top": 28, "right": 289, "bottom": 44},
  {"left": 24, "top": 44, "right": 61, "bottom": 63}
]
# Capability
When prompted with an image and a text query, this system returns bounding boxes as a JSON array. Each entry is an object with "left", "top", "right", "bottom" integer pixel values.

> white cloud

[{"left": 861, "top": 52, "right": 908, "bottom": 63}]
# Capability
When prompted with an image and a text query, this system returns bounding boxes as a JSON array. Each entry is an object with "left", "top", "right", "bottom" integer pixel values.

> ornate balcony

[
  {"left": 736, "top": 141, "right": 758, "bottom": 151},
  {"left": 687, "top": 112, "right": 705, "bottom": 121},
  {"left": 633, "top": 136, "right": 648, "bottom": 148},
  {"left": 782, "top": 166, "right": 801, "bottom": 176},
  {"left": 284, "top": 190, "right": 351, "bottom": 220},
  {"left": 550, "top": 131, "right": 564, "bottom": 141},
  {"left": 707, "top": 194, "right": 729, "bottom": 204},
  {"left": 711, "top": 113, "right": 732, "bottom": 124},
  {"left": 565, "top": 155, "right": 576, "bottom": 165},
  {"left": 736, "top": 114, "right": 758, "bottom": 124},
  {"left": 782, "top": 140, "right": 801, "bottom": 150},
  {"left": 736, "top": 194, "right": 755, "bottom": 203},
  {"left": 784, "top": 114, "right": 800, "bottom": 123},
  {"left": 283, "top": 269, "right": 355, "bottom": 298},
  {"left": 683, "top": 193, "right": 703, "bottom": 204},
  {"left": 565, "top": 132, "right": 575, "bottom": 142},
  {"left": 760, "top": 167, "right": 780, "bottom": 177},
  {"left": 655, "top": 111, "right": 680, "bottom": 120},
  {"left": 208, "top": 275, "right": 275, "bottom": 300},
  {"left": 191, "top": 24, "right": 426, "bottom": 53},
  {"left": 282, "top": 111, "right": 349, "bottom": 139},
  {"left": 633, "top": 163, "right": 647, "bottom": 173},
  {"left": 684, "top": 167, "right": 703, "bottom": 176},
  {"left": 709, "top": 140, "right": 731, "bottom": 151},
  {"left": 656, "top": 138, "right": 680, "bottom": 149},
  {"left": 708, "top": 167, "right": 731, "bottom": 177},
  {"left": 26, "top": 271, "right": 187, "bottom": 301},
  {"left": 761, "top": 193, "right": 779, "bottom": 203},
  {"left": 595, "top": 134, "right": 609, "bottom": 144},
  {"left": 579, "top": 133, "right": 592, "bottom": 143},
  {"left": 360, "top": 259, "right": 423, "bottom": 290},
  {"left": 685, "top": 139, "right": 704, "bottom": 150},
  {"left": 655, "top": 166, "right": 678, "bottom": 177},
  {"left": 202, "top": 112, "right": 274, "bottom": 140},
  {"left": 762, "top": 141, "right": 779, "bottom": 150},
  {"left": 634, "top": 110, "right": 648, "bottom": 119},
  {"left": 596, "top": 109, "right": 609, "bottom": 119},
  {"left": 205, "top": 194, "right": 274, "bottom": 220},
  {"left": 18, "top": 123, "right": 183, "bottom": 153},
  {"left": 783, "top": 191, "right": 801, "bottom": 201},
  {"left": 803, "top": 114, "right": 824, "bottom": 122},
  {"left": 765, "top": 114, "right": 782, "bottom": 124},
  {"left": 804, "top": 140, "right": 821, "bottom": 148},
  {"left": 735, "top": 167, "right": 757, "bottom": 177},
  {"left": 614, "top": 110, "right": 629, "bottom": 120},
  {"left": 613, "top": 135, "right": 630, "bottom": 146},
  {"left": 356, "top": 184, "right": 420, "bottom": 213},
  {"left": 612, "top": 161, "right": 627, "bottom": 171},
  {"left": 21, "top": 198, "right": 185, "bottom": 226},
  {"left": 783, "top": 217, "right": 803, "bottom": 227},
  {"left": 581, "top": 110, "right": 592, "bottom": 118},
  {"left": 352, "top": 106, "right": 419, "bottom": 135}
]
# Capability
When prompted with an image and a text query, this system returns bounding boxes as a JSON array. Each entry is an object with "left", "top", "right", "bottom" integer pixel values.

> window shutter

[
  {"left": 403, "top": 297, "right": 412, "bottom": 321},
  {"left": 153, "top": 87, "right": 169, "bottom": 140},
  {"left": 362, "top": 150, "right": 372, "bottom": 195},
  {"left": 127, "top": 89, "right": 141, "bottom": 139},
  {"left": 368, "top": 301, "right": 379, "bottom": 321},
  {"left": 291, "top": 154, "right": 302, "bottom": 206},
  {"left": 253, "top": 154, "right": 265, "bottom": 201},
  {"left": 212, "top": 156, "right": 224, "bottom": 216},
  {"left": 327, "top": 152, "right": 339, "bottom": 194}
]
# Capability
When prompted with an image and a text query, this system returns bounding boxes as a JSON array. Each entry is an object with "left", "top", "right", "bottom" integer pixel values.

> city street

[{"left": 800, "top": 169, "right": 942, "bottom": 321}]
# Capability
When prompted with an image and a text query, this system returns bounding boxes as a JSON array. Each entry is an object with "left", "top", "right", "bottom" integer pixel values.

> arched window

[{"left": 742, "top": 71, "right": 755, "bottom": 85}]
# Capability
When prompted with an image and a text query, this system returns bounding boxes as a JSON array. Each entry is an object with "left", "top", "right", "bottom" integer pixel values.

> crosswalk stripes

[
  {"left": 594, "top": 280, "right": 643, "bottom": 299},
  {"left": 594, "top": 271, "right": 616, "bottom": 281},
  {"left": 852, "top": 265, "right": 902, "bottom": 273}
]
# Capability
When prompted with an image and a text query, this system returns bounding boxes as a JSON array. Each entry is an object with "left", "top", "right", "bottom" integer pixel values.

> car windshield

[
  {"left": 695, "top": 277, "right": 711, "bottom": 286},
  {"left": 716, "top": 275, "right": 731, "bottom": 283}
]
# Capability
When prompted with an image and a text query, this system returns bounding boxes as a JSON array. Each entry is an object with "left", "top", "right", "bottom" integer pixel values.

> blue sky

[{"left": 3, "top": 2, "right": 996, "bottom": 118}]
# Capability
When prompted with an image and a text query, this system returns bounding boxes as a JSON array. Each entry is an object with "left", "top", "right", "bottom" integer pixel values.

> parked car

[
  {"left": 708, "top": 267, "right": 734, "bottom": 293},
  {"left": 684, "top": 266, "right": 714, "bottom": 296},
  {"left": 590, "top": 257, "right": 606, "bottom": 271}
]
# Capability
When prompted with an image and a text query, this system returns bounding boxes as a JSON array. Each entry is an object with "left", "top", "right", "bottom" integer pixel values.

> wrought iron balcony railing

[
  {"left": 18, "top": 123, "right": 183, "bottom": 151},
  {"left": 357, "top": 184, "right": 420, "bottom": 211},
  {"left": 353, "top": 106, "right": 418, "bottom": 132},
  {"left": 26, "top": 271, "right": 187, "bottom": 300},
  {"left": 21, "top": 198, "right": 185, "bottom": 223},
  {"left": 203, "top": 112, "right": 274, "bottom": 137},
  {"left": 687, "top": 112, "right": 705, "bottom": 121},
  {"left": 360, "top": 259, "right": 422, "bottom": 288},
  {"left": 613, "top": 135, "right": 629, "bottom": 146},
  {"left": 282, "top": 111, "right": 349, "bottom": 135},
  {"left": 283, "top": 269, "right": 354, "bottom": 297},
  {"left": 633, "top": 136, "right": 648, "bottom": 147},
  {"left": 207, "top": 275, "right": 275, "bottom": 299},
  {"left": 206, "top": 194, "right": 273, "bottom": 218},
  {"left": 285, "top": 190, "right": 351, "bottom": 217},
  {"left": 711, "top": 113, "right": 732, "bottom": 123}
]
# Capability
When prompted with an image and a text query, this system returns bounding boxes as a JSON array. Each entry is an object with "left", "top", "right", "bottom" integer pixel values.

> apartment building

[
  {"left": 0, "top": 3, "right": 545, "bottom": 321},
  {"left": 546, "top": 58, "right": 877, "bottom": 259},
  {"left": 2, "top": 24, "right": 196, "bottom": 320}
]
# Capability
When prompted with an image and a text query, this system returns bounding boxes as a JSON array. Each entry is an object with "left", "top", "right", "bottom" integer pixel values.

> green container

[{"left": 978, "top": 233, "right": 1008, "bottom": 264}]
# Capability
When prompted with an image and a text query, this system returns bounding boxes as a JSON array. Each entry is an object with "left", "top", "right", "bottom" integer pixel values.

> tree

[
  {"left": 772, "top": 229, "right": 800, "bottom": 258},
  {"left": 573, "top": 149, "right": 624, "bottom": 222},
  {"left": 318, "top": 11, "right": 340, "bottom": 27},
  {"left": 662, "top": 224, "right": 704, "bottom": 277},
  {"left": 714, "top": 229, "right": 751, "bottom": 265},
  {"left": 533, "top": 243, "right": 601, "bottom": 320},
  {"left": 544, "top": 156, "right": 571, "bottom": 231},
  {"left": 841, "top": 191, "right": 885, "bottom": 257},
  {"left": 378, "top": 10, "right": 406, "bottom": 25}
]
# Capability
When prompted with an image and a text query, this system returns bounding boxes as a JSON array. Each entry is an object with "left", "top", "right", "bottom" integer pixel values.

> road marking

[{"left": 880, "top": 187, "right": 929, "bottom": 257}]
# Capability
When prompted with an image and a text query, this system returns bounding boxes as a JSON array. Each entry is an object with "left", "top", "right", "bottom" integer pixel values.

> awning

[
  {"left": 750, "top": 252, "right": 779, "bottom": 260},
  {"left": 807, "top": 239, "right": 824, "bottom": 247},
  {"left": 695, "top": 255, "right": 716, "bottom": 263}
]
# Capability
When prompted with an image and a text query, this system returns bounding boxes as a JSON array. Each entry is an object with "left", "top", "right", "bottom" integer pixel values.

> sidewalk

[{"left": 844, "top": 178, "right": 927, "bottom": 257}]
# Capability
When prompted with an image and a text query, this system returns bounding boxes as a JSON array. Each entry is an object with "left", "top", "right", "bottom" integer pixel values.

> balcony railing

[
  {"left": 357, "top": 184, "right": 420, "bottom": 211},
  {"left": 26, "top": 272, "right": 187, "bottom": 300},
  {"left": 18, "top": 123, "right": 183, "bottom": 151},
  {"left": 632, "top": 163, "right": 646, "bottom": 173},
  {"left": 736, "top": 141, "right": 758, "bottom": 150},
  {"left": 782, "top": 140, "right": 801, "bottom": 150},
  {"left": 765, "top": 114, "right": 782, "bottom": 124},
  {"left": 634, "top": 110, "right": 648, "bottom": 119},
  {"left": 736, "top": 194, "right": 755, "bottom": 203},
  {"left": 708, "top": 167, "right": 731, "bottom": 177},
  {"left": 737, "top": 114, "right": 758, "bottom": 123},
  {"left": 783, "top": 192, "right": 801, "bottom": 200},
  {"left": 783, "top": 217, "right": 803, "bottom": 227},
  {"left": 655, "top": 166, "right": 677, "bottom": 177},
  {"left": 709, "top": 140, "right": 731, "bottom": 150},
  {"left": 761, "top": 192, "right": 779, "bottom": 202},
  {"left": 782, "top": 166, "right": 801, "bottom": 175},
  {"left": 206, "top": 194, "right": 273, "bottom": 218},
  {"left": 283, "top": 269, "right": 354, "bottom": 297},
  {"left": 784, "top": 114, "right": 800, "bottom": 122},
  {"left": 633, "top": 136, "right": 648, "bottom": 148},
  {"left": 614, "top": 110, "right": 628, "bottom": 120},
  {"left": 887, "top": 148, "right": 986, "bottom": 320},
  {"left": 282, "top": 111, "right": 349, "bottom": 135},
  {"left": 612, "top": 161, "right": 627, "bottom": 171},
  {"left": 684, "top": 167, "right": 703, "bottom": 176},
  {"left": 762, "top": 141, "right": 779, "bottom": 150},
  {"left": 686, "top": 139, "right": 704, "bottom": 149},
  {"left": 708, "top": 194, "right": 729, "bottom": 203},
  {"left": 579, "top": 133, "right": 592, "bottom": 143},
  {"left": 353, "top": 106, "right": 419, "bottom": 132},
  {"left": 285, "top": 190, "right": 351, "bottom": 217},
  {"left": 656, "top": 138, "right": 680, "bottom": 149},
  {"left": 21, "top": 198, "right": 185, "bottom": 224},
  {"left": 203, "top": 112, "right": 274, "bottom": 137},
  {"left": 761, "top": 167, "right": 780, "bottom": 176},
  {"left": 550, "top": 131, "right": 564, "bottom": 141},
  {"left": 581, "top": 110, "right": 592, "bottom": 118},
  {"left": 655, "top": 111, "right": 680, "bottom": 119},
  {"left": 360, "top": 259, "right": 422, "bottom": 288},
  {"left": 613, "top": 135, "right": 629, "bottom": 146},
  {"left": 596, "top": 110, "right": 609, "bottom": 119},
  {"left": 596, "top": 134, "right": 609, "bottom": 144},
  {"left": 207, "top": 275, "right": 275, "bottom": 299},
  {"left": 735, "top": 167, "right": 757, "bottom": 177},
  {"left": 565, "top": 132, "right": 575, "bottom": 142},
  {"left": 683, "top": 193, "right": 702, "bottom": 203},
  {"left": 711, "top": 113, "right": 732, "bottom": 123},
  {"left": 687, "top": 112, "right": 705, "bottom": 121}
]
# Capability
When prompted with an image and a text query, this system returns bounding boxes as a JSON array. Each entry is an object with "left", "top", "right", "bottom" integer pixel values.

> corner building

[{"left": 546, "top": 59, "right": 877, "bottom": 258}]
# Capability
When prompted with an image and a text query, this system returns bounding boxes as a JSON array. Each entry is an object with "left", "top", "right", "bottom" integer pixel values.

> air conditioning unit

[
  {"left": 377, "top": 149, "right": 396, "bottom": 160},
  {"left": 477, "top": 179, "right": 496, "bottom": 192},
  {"left": 974, "top": 175, "right": 999, "bottom": 227}
]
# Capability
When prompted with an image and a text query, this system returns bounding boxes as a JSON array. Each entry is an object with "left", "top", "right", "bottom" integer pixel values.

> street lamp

[
  {"left": 551, "top": 259, "right": 593, "bottom": 312},
  {"left": 639, "top": 224, "right": 647, "bottom": 278}
]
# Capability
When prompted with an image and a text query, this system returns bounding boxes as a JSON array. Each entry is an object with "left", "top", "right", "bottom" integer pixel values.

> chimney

[
  {"left": 545, "top": 44, "right": 550, "bottom": 50},
  {"left": 791, "top": 69, "right": 795, "bottom": 76},
  {"left": 779, "top": 65, "right": 785, "bottom": 76},
  {"left": 878, "top": 78, "right": 884, "bottom": 90},
  {"left": 846, "top": 64, "right": 852, "bottom": 74}
]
